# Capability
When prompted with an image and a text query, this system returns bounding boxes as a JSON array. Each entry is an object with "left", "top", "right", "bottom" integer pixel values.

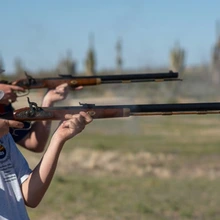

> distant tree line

[{"left": 1, "top": 21, "right": 220, "bottom": 88}]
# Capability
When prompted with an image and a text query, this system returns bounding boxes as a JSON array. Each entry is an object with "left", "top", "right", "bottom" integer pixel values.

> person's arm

[
  {"left": 17, "top": 83, "right": 70, "bottom": 152},
  {"left": 21, "top": 111, "right": 92, "bottom": 208}
]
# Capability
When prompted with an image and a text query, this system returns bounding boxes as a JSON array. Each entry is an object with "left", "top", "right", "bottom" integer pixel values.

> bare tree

[
  {"left": 0, "top": 55, "right": 4, "bottom": 74},
  {"left": 169, "top": 42, "right": 186, "bottom": 102},
  {"left": 14, "top": 57, "right": 25, "bottom": 77},
  {"left": 85, "top": 33, "right": 96, "bottom": 76},
  {"left": 116, "top": 38, "right": 123, "bottom": 74},
  {"left": 56, "top": 50, "right": 77, "bottom": 75},
  {"left": 170, "top": 41, "right": 186, "bottom": 75},
  {"left": 211, "top": 20, "right": 220, "bottom": 85}
]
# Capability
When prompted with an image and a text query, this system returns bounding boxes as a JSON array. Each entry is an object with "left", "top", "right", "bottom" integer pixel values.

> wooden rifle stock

[{"left": 2, "top": 98, "right": 220, "bottom": 122}]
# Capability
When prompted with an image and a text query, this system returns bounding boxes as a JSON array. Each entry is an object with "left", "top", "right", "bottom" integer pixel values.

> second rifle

[
  {"left": 0, "top": 70, "right": 180, "bottom": 95},
  {"left": 2, "top": 98, "right": 220, "bottom": 122}
]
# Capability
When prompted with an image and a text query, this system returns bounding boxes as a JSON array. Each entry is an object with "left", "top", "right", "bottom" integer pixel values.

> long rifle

[
  {"left": 0, "top": 71, "right": 180, "bottom": 94},
  {"left": 2, "top": 98, "right": 220, "bottom": 122}
]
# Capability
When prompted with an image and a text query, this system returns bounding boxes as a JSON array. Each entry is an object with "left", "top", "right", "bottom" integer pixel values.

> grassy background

[{"left": 18, "top": 114, "right": 220, "bottom": 220}]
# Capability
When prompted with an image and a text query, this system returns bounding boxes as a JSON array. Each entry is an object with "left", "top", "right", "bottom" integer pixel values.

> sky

[{"left": 0, "top": 0, "right": 219, "bottom": 74}]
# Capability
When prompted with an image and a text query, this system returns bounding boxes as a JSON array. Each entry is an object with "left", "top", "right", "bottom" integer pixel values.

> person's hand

[
  {"left": 0, "top": 84, "right": 25, "bottom": 105},
  {"left": 42, "top": 83, "right": 70, "bottom": 107},
  {"left": 0, "top": 119, "right": 24, "bottom": 138},
  {"left": 51, "top": 111, "right": 93, "bottom": 143},
  {"left": 42, "top": 83, "right": 84, "bottom": 107}
]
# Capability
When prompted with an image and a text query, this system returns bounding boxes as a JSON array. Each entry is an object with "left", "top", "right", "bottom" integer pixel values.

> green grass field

[{"left": 19, "top": 114, "right": 220, "bottom": 220}]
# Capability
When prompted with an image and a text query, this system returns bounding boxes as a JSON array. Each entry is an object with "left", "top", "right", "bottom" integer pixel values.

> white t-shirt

[{"left": 0, "top": 133, "right": 32, "bottom": 220}]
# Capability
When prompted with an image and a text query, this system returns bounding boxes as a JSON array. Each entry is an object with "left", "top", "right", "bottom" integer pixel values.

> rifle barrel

[
  {"left": 59, "top": 71, "right": 179, "bottom": 81},
  {"left": 123, "top": 102, "right": 220, "bottom": 113}
]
